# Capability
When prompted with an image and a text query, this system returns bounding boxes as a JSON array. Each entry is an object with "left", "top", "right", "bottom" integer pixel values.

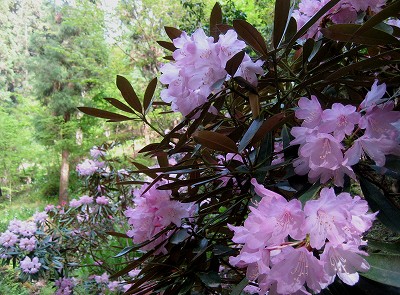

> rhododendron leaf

[
  {"left": 143, "top": 77, "right": 158, "bottom": 115},
  {"left": 164, "top": 26, "right": 182, "bottom": 40},
  {"left": 132, "top": 161, "right": 158, "bottom": 179},
  {"left": 157, "top": 175, "right": 221, "bottom": 190},
  {"left": 298, "top": 182, "right": 321, "bottom": 205},
  {"left": 384, "top": 155, "right": 400, "bottom": 174},
  {"left": 113, "top": 246, "right": 135, "bottom": 258},
  {"left": 194, "top": 131, "right": 238, "bottom": 153},
  {"left": 217, "top": 23, "right": 234, "bottom": 34},
  {"left": 238, "top": 116, "right": 263, "bottom": 152},
  {"left": 106, "top": 231, "right": 129, "bottom": 238},
  {"left": 103, "top": 97, "right": 135, "bottom": 114},
  {"left": 170, "top": 229, "right": 190, "bottom": 244},
  {"left": 273, "top": 0, "right": 292, "bottom": 48},
  {"left": 250, "top": 113, "right": 288, "bottom": 145},
  {"left": 360, "top": 177, "right": 400, "bottom": 233},
  {"left": 321, "top": 24, "right": 400, "bottom": 45},
  {"left": 197, "top": 271, "right": 221, "bottom": 288},
  {"left": 368, "top": 240, "right": 400, "bottom": 255},
  {"left": 233, "top": 20, "right": 268, "bottom": 56},
  {"left": 116, "top": 75, "right": 142, "bottom": 114},
  {"left": 362, "top": 253, "right": 400, "bottom": 288},
  {"left": 77, "top": 107, "right": 132, "bottom": 122},
  {"left": 156, "top": 40, "right": 176, "bottom": 52},
  {"left": 225, "top": 51, "right": 245, "bottom": 77},
  {"left": 356, "top": 0, "right": 400, "bottom": 36},
  {"left": 282, "top": 16, "right": 297, "bottom": 45},
  {"left": 210, "top": 2, "right": 222, "bottom": 41},
  {"left": 230, "top": 277, "right": 249, "bottom": 295}
]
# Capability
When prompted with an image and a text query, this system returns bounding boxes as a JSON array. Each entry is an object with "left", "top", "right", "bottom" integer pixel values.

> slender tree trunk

[
  {"left": 59, "top": 112, "right": 71, "bottom": 205},
  {"left": 59, "top": 149, "right": 69, "bottom": 205}
]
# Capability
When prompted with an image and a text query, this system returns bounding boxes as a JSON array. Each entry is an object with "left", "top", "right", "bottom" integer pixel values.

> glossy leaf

[
  {"left": 230, "top": 277, "right": 249, "bottom": 295},
  {"left": 116, "top": 75, "right": 142, "bottom": 113},
  {"left": 233, "top": 20, "right": 268, "bottom": 56},
  {"left": 250, "top": 113, "right": 288, "bottom": 145},
  {"left": 193, "top": 130, "right": 238, "bottom": 153},
  {"left": 143, "top": 77, "right": 158, "bottom": 114},
  {"left": 362, "top": 253, "right": 400, "bottom": 288},
  {"left": 132, "top": 161, "right": 158, "bottom": 179},
  {"left": 225, "top": 51, "right": 245, "bottom": 76},
  {"left": 164, "top": 26, "right": 182, "bottom": 40},
  {"left": 197, "top": 271, "right": 221, "bottom": 288},
  {"left": 321, "top": 24, "right": 400, "bottom": 45},
  {"left": 359, "top": 177, "right": 400, "bottom": 233},
  {"left": 238, "top": 117, "right": 263, "bottom": 152},
  {"left": 156, "top": 40, "right": 176, "bottom": 52},
  {"left": 210, "top": 2, "right": 222, "bottom": 41},
  {"left": 103, "top": 97, "right": 135, "bottom": 114},
  {"left": 77, "top": 107, "right": 132, "bottom": 122},
  {"left": 273, "top": 0, "right": 291, "bottom": 48}
]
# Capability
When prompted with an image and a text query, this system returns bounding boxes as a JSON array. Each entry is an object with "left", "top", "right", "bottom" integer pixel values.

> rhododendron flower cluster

[
  {"left": 20, "top": 256, "right": 41, "bottom": 274},
  {"left": 293, "top": 0, "right": 386, "bottom": 40},
  {"left": 76, "top": 159, "right": 105, "bottom": 176},
  {"left": 291, "top": 81, "right": 400, "bottom": 186},
  {"left": 229, "top": 179, "right": 376, "bottom": 295},
  {"left": 125, "top": 181, "right": 195, "bottom": 254},
  {"left": 160, "top": 28, "right": 263, "bottom": 117},
  {"left": 55, "top": 277, "right": 75, "bottom": 295}
]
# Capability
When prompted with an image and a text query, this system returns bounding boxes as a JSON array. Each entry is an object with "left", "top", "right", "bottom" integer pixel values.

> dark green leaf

[
  {"left": 230, "top": 277, "right": 249, "bottom": 295},
  {"left": 197, "top": 272, "right": 221, "bottom": 288},
  {"left": 106, "top": 231, "right": 129, "bottom": 238},
  {"left": 298, "top": 182, "right": 321, "bottom": 205},
  {"left": 156, "top": 40, "right": 176, "bottom": 52},
  {"left": 210, "top": 3, "right": 222, "bottom": 41},
  {"left": 233, "top": 20, "right": 268, "bottom": 56},
  {"left": 368, "top": 240, "right": 400, "bottom": 255},
  {"left": 273, "top": 0, "right": 292, "bottom": 48},
  {"left": 238, "top": 117, "right": 263, "bottom": 152},
  {"left": 384, "top": 155, "right": 400, "bottom": 174},
  {"left": 193, "top": 130, "right": 238, "bottom": 153},
  {"left": 104, "top": 97, "right": 135, "bottom": 114},
  {"left": 321, "top": 24, "right": 400, "bottom": 45},
  {"left": 362, "top": 253, "right": 400, "bottom": 288},
  {"left": 113, "top": 246, "right": 135, "bottom": 258},
  {"left": 359, "top": 177, "right": 400, "bottom": 233},
  {"left": 77, "top": 107, "right": 132, "bottom": 122},
  {"left": 170, "top": 229, "right": 190, "bottom": 244},
  {"left": 143, "top": 77, "right": 158, "bottom": 114},
  {"left": 225, "top": 51, "right": 245, "bottom": 76},
  {"left": 165, "top": 26, "right": 182, "bottom": 40},
  {"left": 116, "top": 75, "right": 142, "bottom": 113}
]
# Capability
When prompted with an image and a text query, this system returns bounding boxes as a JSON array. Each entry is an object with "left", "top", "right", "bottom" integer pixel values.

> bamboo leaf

[
  {"left": 193, "top": 130, "right": 238, "bottom": 153},
  {"left": 233, "top": 20, "right": 268, "bottom": 56},
  {"left": 143, "top": 77, "right": 158, "bottom": 114},
  {"left": 77, "top": 107, "right": 132, "bottom": 121},
  {"left": 116, "top": 75, "right": 142, "bottom": 113}
]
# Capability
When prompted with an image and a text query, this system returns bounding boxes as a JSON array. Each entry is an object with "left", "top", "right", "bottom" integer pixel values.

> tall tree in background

[{"left": 29, "top": 0, "right": 109, "bottom": 204}]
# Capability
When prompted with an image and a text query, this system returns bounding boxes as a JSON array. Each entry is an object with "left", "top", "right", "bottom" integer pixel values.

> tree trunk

[
  {"left": 59, "top": 149, "right": 69, "bottom": 205},
  {"left": 59, "top": 112, "right": 71, "bottom": 205}
]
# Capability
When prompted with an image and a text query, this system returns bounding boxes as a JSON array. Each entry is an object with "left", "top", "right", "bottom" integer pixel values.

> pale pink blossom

[
  {"left": 19, "top": 236, "right": 37, "bottom": 252},
  {"left": 69, "top": 199, "right": 81, "bottom": 208},
  {"left": 55, "top": 277, "right": 75, "bottom": 295},
  {"left": 20, "top": 256, "right": 41, "bottom": 274},
  {"left": 79, "top": 195, "right": 93, "bottom": 204},
  {"left": 33, "top": 211, "right": 48, "bottom": 224},
  {"left": 76, "top": 159, "right": 105, "bottom": 176},
  {"left": 90, "top": 146, "right": 106, "bottom": 159},
  {"left": 96, "top": 195, "right": 109, "bottom": 205},
  {"left": 0, "top": 230, "right": 18, "bottom": 247},
  {"left": 320, "top": 242, "right": 370, "bottom": 286},
  {"left": 360, "top": 80, "right": 387, "bottom": 109},
  {"left": 295, "top": 96, "right": 323, "bottom": 128},
  {"left": 94, "top": 272, "right": 109, "bottom": 284}
]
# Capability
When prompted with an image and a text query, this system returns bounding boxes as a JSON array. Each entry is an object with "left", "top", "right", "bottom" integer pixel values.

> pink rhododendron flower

[
  {"left": 125, "top": 181, "right": 195, "bottom": 254},
  {"left": 76, "top": 159, "right": 105, "bottom": 176},
  {"left": 20, "top": 256, "right": 41, "bottom": 274},
  {"left": 94, "top": 272, "right": 109, "bottom": 283},
  {"left": 320, "top": 242, "right": 370, "bottom": 286},
  {"left": 295, "top": 96, "right": 323, "bottom": 128},
  {"left": 160, "top": 28, "right": 263, "bottom": 117},
  {"left": 0, "top": 230, "right": 18, "bottom": 247},
  {"left": 229, "top": 180, "right": 375, "bottom": 294},
  {"left": 55, "top": 277, "right": 75, "bottom": 295},
  {"left": 19, "top": 236, "right": 37, "bottom": 252},
  {"left": 319, "top": 103, "right": 360, "bottom": 140},
  {"left": 33, "top": 211, "right": 48, "bottom": 224},
  {"left": 360, "top": 80, "right": 387, "bottom": 109},
  {"left": 90, "top": 146, "right": 106, "bottom": 159},
  {"left": 79, "top": 195, "right": 93, "bottom": 204},
  {"left": 44, "top": 204, "right": 55, "bottom": 212},
  {"left": 69, "top": 198, "right": 81, "bottom": 208},
  {"left": 96, "top": 195, "right": 109, "bottom": 205}
]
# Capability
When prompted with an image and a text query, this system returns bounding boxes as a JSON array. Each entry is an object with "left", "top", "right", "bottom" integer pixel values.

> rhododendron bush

[{"left": 3, "top": 0, "right": 400, "bottom": 294}]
